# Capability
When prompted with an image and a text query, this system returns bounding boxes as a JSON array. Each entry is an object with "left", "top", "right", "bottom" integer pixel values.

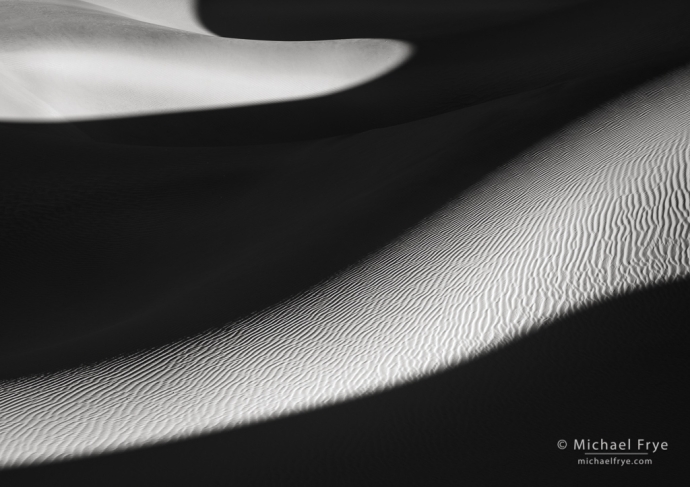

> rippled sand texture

[
  {"left": 1, "top": 61, "right": 689, "bottom": 467},
  {"left": 0, "top": 0, "right": 411, "bottom": 120}
]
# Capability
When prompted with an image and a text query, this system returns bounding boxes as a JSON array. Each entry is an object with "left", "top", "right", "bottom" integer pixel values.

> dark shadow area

[
  {"left": 198, "top": 0, "right": 590, "bottom": 42},
  {"left": 2, "top": 62, "right": 686, "bottom": 381},
  {"left": 3, "top": 276, "right": 688, "bottom": 486}
]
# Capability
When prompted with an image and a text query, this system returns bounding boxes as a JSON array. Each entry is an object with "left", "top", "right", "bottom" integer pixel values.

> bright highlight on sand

[{"left": 0, "top": 0, "right": 412, "bottom": 121}]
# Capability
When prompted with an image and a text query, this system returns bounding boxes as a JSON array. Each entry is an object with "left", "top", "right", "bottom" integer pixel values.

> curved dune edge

[
  {"left": 75, "top": 0, "right": 216, "bottom": 36},
  {"left": 0, "top": 0, "right": 412, "bottom": 121},
  {"left": 1, "top": 64, "right": 689, "bottom": 468}
]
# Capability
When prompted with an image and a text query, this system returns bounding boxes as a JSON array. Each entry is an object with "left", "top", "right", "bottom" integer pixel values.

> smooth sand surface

[
  {"left": 0, "top": 0, "right": 411, "bottom": 120},
  {"left": 77, "top": 0, "right": 216, "bottom": 35},
  {"left": 1, "top": 63, "right": 689, "bottom": 468}
]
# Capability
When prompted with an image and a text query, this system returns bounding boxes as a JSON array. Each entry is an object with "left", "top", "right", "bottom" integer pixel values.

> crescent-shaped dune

[
  {"left": 0, "top": 0, "right": 411, "bottom": 120},
  {"left": 1, "top": 62, "right": 688, "bottom": 468}
]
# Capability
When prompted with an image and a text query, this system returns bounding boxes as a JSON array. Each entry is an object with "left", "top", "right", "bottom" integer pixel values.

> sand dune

[
  {"left": 80, "top": 0, "right": 216, "bottom": 35},
  {"left": 4, "top": 279, "right": 688, "bottom": 485},
  {"left": 1, "top": 0, "right": 690, "bottom": 483},
  {"left": 11, "top": 0, "right": 688, "bottom": 148},
  {"left": 0, "top": 0, "right": 411, "bottom": 120},
  {"left": 1, "top": 62, "right": 689, "bottom": 468}
]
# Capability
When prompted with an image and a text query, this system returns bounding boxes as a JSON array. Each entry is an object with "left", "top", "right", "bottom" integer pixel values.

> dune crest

[
  {"left": 81, "top": 0, "right": 215, "bottom": 35},
  {"left": 0, "top": 0, "right": 412, "bottom": 121}
]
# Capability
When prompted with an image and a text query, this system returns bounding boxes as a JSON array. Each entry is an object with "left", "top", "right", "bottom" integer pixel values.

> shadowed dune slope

[
  {"left": 1, "top": 65, "right": 685, "bottom": 381},
  {"left": 1, "top": 61, "right": 689, "bottom": 468},
  {"left": 198, "top": 0, "right": 591, "bottom": 41},
  {"left": 2, "top": 0, "right": 690, "bottom": 381}
]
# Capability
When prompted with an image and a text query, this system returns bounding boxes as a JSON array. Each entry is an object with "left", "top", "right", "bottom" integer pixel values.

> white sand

[
  {"left": 0, "top": 0, "right": 411, "bottom": 121},
  {"left": 76, "top": 0, "right": 216, "bottom": 35}
]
